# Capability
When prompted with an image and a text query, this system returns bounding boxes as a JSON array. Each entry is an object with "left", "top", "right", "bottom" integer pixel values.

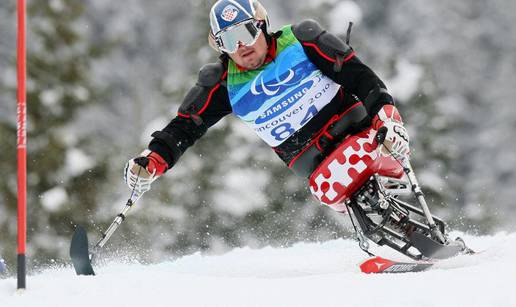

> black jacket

[{"left": 148, "top": 21, "right": 394, "bottom": 173}]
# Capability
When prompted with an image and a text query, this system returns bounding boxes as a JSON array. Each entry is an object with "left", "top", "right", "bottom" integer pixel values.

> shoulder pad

[
  {"left": 292, "top": 19, "right": 324, "bottom": 42},
  {"left": 318, "top": 31, "right": 351, "bottom": 55},
  {"left": 178, "top": 62, "right": 227, "bottom": 125},
  {"left": 318, "top": 31, "right": 353, "bottom": 72},
  {"left": 197, "top": 62, "right": 225, "bottom": 87},
  {"left": 295, "top": 21, "right": 353, "bottom": 73}
]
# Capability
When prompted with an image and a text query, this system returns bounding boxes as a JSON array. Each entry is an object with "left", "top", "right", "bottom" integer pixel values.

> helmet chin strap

[{"left": 263, "top": 26, "right": 272, "bottom": 45}]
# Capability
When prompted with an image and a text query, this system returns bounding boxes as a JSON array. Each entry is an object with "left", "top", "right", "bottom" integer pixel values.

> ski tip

[
  {"left": 360, "top": 256, "right": 395, "bottom": 274},
  {"left": 360, "top": 256, "right": 433, "bottom": 274},
  {"left": 70, "top": 225, "right": 96, "bottom": 276}
]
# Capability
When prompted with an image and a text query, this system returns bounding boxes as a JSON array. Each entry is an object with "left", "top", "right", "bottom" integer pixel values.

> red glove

[
  {"left": 372, "top": 104, "right": 403, "bottom": 129},
  {"left": 124, "top": 150, "right": 168, "bottom": 194},
  {"left": 145, "top": 151, "right": 168, "bottom": 177},
  {"left": 372, "top": 105, "right": 410, "bottom": 160}
]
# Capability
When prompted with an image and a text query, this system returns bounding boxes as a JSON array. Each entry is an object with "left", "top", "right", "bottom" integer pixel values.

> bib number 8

[
  {"left": 271, "top": 123, "right": 295, "bottom": 142},
  {"left": 271, "top": 105, "right": 319, "bottom": 142}
]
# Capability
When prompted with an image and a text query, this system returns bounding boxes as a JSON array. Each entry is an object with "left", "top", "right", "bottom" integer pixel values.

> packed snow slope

[{"left": 1, "top": 232, "right": 516, "bottom": 307}]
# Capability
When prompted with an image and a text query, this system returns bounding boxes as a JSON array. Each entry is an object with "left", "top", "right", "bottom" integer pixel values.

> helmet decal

[
  {"left": 226, "top": 0, "right": 253, "bottom": 17},
  {"left": 220, "top": 5, "right": 239, "bottom": 22}
]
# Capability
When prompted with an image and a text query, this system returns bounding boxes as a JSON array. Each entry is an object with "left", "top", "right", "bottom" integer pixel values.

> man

[{"left": 124, "top": 0, "right": 409, "bottom": 208}]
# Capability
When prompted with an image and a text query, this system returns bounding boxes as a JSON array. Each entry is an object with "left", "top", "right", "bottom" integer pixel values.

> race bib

[{"left": 228, "top": 42, "right": 340, "bottom": 147}]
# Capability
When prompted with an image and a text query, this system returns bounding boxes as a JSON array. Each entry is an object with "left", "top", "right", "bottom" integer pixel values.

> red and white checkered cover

[{"left": 309, "top": 128, "right": 404, "bottom": 212}]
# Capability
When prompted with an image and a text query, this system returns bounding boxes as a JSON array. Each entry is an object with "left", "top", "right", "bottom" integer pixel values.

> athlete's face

[{"left": 228, "top": 32, "right": 268, "bottom": 70}]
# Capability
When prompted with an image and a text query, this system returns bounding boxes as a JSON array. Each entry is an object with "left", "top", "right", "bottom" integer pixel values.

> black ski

[{"left": 70, "top": 225, "right": 95, "bottom": 275}]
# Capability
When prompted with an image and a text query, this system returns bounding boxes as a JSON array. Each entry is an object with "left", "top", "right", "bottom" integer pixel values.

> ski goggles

[{"left": 214, "top": 19, "right": 262, "bottom": 54}]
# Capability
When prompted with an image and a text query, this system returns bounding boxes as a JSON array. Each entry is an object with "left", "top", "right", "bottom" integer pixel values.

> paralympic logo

[
  {"left": 251, "top": 69, "right": 301, "bottom": 96},
  {"left": 231, "top": 60, "right": 315, "bottom": 117}
]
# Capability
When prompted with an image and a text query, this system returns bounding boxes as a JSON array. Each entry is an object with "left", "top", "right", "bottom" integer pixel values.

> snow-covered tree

[{"left": 0, "top": 0, "right": 109, "bottom": 268}]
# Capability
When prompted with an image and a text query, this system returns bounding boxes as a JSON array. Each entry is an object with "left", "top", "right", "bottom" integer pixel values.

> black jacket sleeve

[
  {"left": 316, "top": 54, "right": 393, "bottom": 115},
  {"left": 148, "top": 61, "right": 232, "bottom": 170}
]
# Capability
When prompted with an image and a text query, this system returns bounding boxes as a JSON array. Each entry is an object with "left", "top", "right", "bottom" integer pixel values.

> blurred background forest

[{"left": 1, "top": 0, "right": 515, "bottom": 273}]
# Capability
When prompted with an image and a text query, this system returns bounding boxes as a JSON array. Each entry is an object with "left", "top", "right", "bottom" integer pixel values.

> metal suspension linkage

[
  {"left": 345, "top": 127, "right": 474, "bottom": 260},
  {"left": 345, "top": 201, "right": 374, "bottom": 257}
]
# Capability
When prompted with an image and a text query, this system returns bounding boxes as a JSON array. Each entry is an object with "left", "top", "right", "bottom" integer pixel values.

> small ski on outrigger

[
  {"left": 70, "top": 190, "right": 143, "bottom": 275},
  {"left": 70, "top": 158, "right": 149, "bottom": 275}
]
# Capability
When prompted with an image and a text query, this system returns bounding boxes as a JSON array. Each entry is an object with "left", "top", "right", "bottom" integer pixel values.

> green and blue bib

[{"left": 227, "top": 25, "right": 340, "bottom": 147}]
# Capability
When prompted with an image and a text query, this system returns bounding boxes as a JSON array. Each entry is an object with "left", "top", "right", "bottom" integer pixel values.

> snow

[
  {"left": 40, "top": 187, "right": 68, "bottom": 213},
  {"left": 72, "top": 86, "right": 90, "bottom": 102},
  {"left": 1, "top": 232, "right": 515, "bottom": 307},
  {"left": 39, "top": 88, "right": 63, "bottom": 107},
  {"left": 141, "top": 116, "right": 170, "bottom": 145},
  {"left": 49, "top": 0, "right": 65, "bottom": 13},
  {"left": 65, "top": 148, "right": 94, "bottom": 177},
  {"left": 384, "top": 60, "right": 423, "bottom": 102},
  {"left": 305, "top": 0, "right": 339, "bottom": 9},
  {"left": 213, "top": 169, "right": 269, "bottom": 216},
  {"left": 327, "top": 1, "right": 363, "bottom": 34}
]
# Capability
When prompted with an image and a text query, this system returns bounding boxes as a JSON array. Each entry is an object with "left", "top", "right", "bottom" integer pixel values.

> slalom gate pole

[{"left": 17, "top": 0, "right": 27, "bottom": 290}]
